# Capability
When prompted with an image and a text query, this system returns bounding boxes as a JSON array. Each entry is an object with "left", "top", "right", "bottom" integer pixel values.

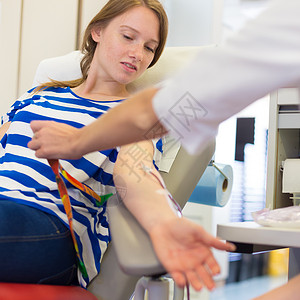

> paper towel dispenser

[{"left": 266, "top": 88, "right": 300, "bottom": 209}]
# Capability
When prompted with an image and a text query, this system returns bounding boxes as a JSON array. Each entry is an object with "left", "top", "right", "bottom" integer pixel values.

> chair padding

[{"left": 32, "top": 47, "right": 205, "bottom": 93}]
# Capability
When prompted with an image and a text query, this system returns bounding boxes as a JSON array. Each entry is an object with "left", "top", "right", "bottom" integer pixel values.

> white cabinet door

[
  {"left": 18, "top": 0, "right": 79, "bottom": 96},
  {"left": 78, "top": 0, "right": 107, "bottom": 45},
  {"left": 0, "top": 0, "right": 22, "bottom": 116}
]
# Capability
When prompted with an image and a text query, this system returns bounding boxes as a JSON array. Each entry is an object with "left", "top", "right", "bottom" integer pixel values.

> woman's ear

[{"left": 91, "top": 26, "right": 102, "bottom": 42}]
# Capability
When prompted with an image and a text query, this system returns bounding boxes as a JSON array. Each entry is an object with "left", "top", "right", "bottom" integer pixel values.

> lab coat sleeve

[{"left": 152, "top": 0, "right": 300, "bottom": 154}]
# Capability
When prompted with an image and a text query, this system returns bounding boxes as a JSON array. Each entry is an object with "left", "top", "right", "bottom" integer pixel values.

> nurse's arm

[{"left": 29, "top": 87, "right": 167, "bottom": 159}]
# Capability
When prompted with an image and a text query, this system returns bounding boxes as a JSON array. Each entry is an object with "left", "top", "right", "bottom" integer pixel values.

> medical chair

[{"left": 0, "top": 47, "right": 216, "bottom": 300}]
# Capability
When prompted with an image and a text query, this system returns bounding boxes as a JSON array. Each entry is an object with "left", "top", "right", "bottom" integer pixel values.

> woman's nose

[{"left": 129, "top": 44, "right": 143, "bottom": 62}]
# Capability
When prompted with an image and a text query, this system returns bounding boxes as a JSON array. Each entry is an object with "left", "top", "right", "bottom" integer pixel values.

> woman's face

[{"left": 91, "top": 6, "right": 160, "bottom": 86}]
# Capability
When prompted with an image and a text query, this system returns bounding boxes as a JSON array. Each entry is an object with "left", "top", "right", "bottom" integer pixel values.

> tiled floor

[{"left": 210, "top": 275, "right": 287, "bottom": 300}]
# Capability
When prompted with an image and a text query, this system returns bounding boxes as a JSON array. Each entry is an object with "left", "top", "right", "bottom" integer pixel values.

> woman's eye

[
  {"left": 123, "top": 35, "right": 133, "bottom": 40},
  {"left": 145, "top": 46, "right": 155, "bottom": 53}
]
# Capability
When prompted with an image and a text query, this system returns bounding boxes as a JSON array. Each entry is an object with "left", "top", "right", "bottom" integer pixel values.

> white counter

[
  {"left": 217, "top": 221, "right": 300, "bottom": 278},
  {"left": 217, "top": 221, "right": 300, "bottom": 249}
]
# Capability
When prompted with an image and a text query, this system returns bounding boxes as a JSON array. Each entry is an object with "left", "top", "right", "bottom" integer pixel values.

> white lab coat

[{"left": 152, "top": 0, "right": 300, "bottom": 154}]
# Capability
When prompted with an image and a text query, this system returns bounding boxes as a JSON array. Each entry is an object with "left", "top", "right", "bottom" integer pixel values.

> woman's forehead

[{"left": 108, "top": 6, "right": 160, "bottom": 41}]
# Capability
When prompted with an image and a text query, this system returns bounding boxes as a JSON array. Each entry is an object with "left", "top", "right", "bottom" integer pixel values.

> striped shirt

[{"left": 0, "top": 86, "right": 163, "bottom": 287}]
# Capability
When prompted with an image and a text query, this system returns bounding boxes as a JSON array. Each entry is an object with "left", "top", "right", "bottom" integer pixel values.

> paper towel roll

[
  {"left": 188, "top": 163, "right": 233, "bottom": 207},
  {"left": 283, "top": 159, "right": 300, "bottom": 193}
]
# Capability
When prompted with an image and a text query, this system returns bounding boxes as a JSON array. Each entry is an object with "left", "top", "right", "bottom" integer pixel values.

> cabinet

[
  {"left": 0, "top": 0, "right": 79, "bottom": 116},
  {"left": 18, "top": 0, "right": 78, "bottom": 96},
  {"left": 79, "top": 0, "right": 107, "bottom": 45},
  {"left": 0, "top": 0, "right": 22, "bottom": 116}
]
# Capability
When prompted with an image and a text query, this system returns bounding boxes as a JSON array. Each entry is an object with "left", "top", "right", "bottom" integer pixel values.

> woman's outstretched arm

[{"left": 113, "top": 140, "right": 235, "bottom": 291}]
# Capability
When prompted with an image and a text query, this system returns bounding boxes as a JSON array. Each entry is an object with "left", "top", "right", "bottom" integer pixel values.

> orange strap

[{"left": 48, "top": 159, "right": 113, "bottom": 279}]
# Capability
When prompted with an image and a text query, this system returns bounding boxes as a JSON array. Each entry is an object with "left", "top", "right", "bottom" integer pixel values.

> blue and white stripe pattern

[{"left": 0, "top": 86, "right": 163, "bottom": 287}]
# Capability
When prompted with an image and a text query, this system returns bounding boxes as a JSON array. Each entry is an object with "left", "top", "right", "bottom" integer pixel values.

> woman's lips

[{"left": 121, "top": 62, "right": 137, "bottom": 71}]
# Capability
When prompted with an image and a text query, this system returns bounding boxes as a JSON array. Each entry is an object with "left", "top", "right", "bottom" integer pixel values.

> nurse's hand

[
  {"left": 149, "top": 217, "right": 235, "bottom": 291},
  {"left": 28, "top": 120, "right": 82, "bottom": 159}
]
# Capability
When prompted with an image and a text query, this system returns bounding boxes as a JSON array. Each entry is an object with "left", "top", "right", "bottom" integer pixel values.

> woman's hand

[
  {"left": 28, "top": 120, "right": 82, "bottom": 159},
  {"left": 149, "top": 217, "right": 235, "bottom": 291}
]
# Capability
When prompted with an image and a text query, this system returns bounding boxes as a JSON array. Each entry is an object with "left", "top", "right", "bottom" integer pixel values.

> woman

[{"left": 3, "top": 0, "right": 234, "bottom": 291}]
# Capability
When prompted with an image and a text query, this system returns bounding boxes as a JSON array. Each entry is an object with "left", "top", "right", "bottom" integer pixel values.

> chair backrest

[{"left": 33, "top": 46, "right": 215, "bottom": 300}]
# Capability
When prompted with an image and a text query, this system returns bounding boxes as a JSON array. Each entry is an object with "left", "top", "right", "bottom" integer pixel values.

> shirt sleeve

[
  {"left": 1, "top": 91, "right": 32, "bottom": 125},
  {"left": 152, "top": 136, "right": 181, "bottom": 173},
  {"left": 152, "top": 0, "right": 300, "bottom": 154}
]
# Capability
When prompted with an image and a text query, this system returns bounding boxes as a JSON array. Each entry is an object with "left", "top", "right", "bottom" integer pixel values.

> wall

[
  {"left": 163, "top": 0, "right": 223, "bottom": 46},
  {"left": 18, "top": 0, "right": 79, "bottom": 96},
  {"left": 0, "top": 0, "right": 22, "bottom": 116}
]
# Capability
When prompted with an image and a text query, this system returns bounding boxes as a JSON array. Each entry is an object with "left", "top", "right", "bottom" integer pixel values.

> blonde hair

[{"left": 36, "top": 0, "right": 168, "bottom": 91}]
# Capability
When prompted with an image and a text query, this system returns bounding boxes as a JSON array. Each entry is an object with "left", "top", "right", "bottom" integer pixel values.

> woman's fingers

[
  {"left": 204, "top": 253, "right": 221, "bottom": 276},
  {"left": 170, "top": 271, "right": 187, "bottom": 289}
]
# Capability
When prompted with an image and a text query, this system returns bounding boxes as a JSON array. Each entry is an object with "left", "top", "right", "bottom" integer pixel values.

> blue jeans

[{"left": 0, "top": 200, "right": 78, "bottom": 285}]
